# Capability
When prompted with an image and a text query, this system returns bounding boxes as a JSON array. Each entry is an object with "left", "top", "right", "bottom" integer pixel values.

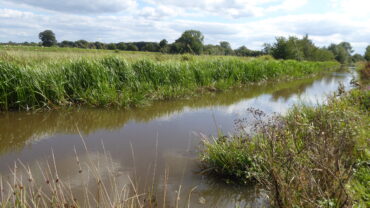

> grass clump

[
  {"left": 0, "top": 53, "right": 339, "bottom": 111},
  {"left": 200, "top": 135, "right": 263, "bottom": 185},
  {"left": 200, "top": 81, "right": 369, "bottom": 207}
]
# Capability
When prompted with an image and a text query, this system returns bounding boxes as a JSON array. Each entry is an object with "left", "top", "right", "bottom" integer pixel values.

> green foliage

[
  {"left": 328, "top": 42, "right": 353, "bottom": 64},
  {"left": 10, "top": 30, "right": 364, "bottom": 60},
  {"left": 203, "top": 44, "right": 224, "bottom": 55},
  {"left": 159, "top": 39, "right": 168, "bottom": 48},
  {"left": 235, "top": 46, "right": 263, "bottom": 57},
  {"left": 0, "top": 53, "right": 339, "bottom": 110},
  {"left": 117, "top": 42, "right": 127, "bottom": 50},
  {"left": 74, "top": 39, "right": 89, "bottom": 48},
  {"left": 107, "top": 43, "right": 117, "bottom": 50},
  {"left": 219, "top": 41, "right": 234, "bottom": 55},
  {"left": 364, "top": 46, "right": 370, "bottom": 61},
  {"left": 352, "top": 54, "right": 365, "bottom": 63},
  {"left": 127, "top": 43, "right": 139, "bottom": 51},
  {"left": 200, "top": 137, "right": 263, "bottom": 184},
  {"left": 38, "top": 30, "right": 57, "bottom": 47},
  {"left": 174, "top": 30, "right": 204, "bottom": 54},
  {"left": 141, "top": 43, "right": 158, "bottom": 52},
  {"left": 267, "top": 35, "right": 335, "bottom": 62}
]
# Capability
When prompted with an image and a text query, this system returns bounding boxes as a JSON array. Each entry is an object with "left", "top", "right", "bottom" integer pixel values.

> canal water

[{"left": 0, "top": 70, "right": 355, "bottom": 207}]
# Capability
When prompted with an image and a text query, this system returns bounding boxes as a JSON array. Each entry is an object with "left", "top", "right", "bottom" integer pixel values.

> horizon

[{"left": 1, "top": 0, "right": 369, "bottom": 54}]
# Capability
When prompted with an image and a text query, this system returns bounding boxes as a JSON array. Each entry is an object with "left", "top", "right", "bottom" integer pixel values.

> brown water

[{"left": 0, "top": 70, "right": 355, "bottom": 207}]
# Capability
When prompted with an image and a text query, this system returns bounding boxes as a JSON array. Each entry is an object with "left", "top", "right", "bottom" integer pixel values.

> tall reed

[{"left": 0, "top": 55, "right": 339, "bottom": 110}]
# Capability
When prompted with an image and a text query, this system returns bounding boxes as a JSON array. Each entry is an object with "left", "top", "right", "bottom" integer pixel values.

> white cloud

[
  {"left": 144, "top": 0, "right": 308, "bottom": 18},
  {"left": 0, "top": 0, "right": 369, "bottom": 53},
  {"left": 331, "top": 0, "right": 370, "bottom": 17}
]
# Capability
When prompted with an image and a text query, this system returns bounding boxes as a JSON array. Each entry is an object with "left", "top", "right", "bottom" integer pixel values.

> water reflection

[{"left": 0, "top": 70, "right": 355, "bottom": 207}]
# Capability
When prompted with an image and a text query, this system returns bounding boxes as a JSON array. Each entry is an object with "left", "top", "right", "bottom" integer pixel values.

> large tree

[
  {"left": 328, "top": 43, "right": 352, "bottom": 64},
  {"left": 174, "top": 30, "right": 204, "bottom": 54},
  {"left": 365, "top": 45, "right": 370, "bottom": 61},
  {"left": 38, "top": 30, "right": 57, "bottom": 47},
  {"left": 266, "top": 35, "right": 335, "bottom": 62}
]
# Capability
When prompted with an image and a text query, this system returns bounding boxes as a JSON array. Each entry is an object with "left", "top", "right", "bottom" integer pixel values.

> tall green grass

[{"left": 0, "top": 54, "right": 339, "bottom": 110}]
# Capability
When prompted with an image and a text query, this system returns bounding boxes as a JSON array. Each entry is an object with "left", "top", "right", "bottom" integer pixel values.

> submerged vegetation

[
  {"left": 0, "top": 51, "right": 338, "bottom": 111},
  {"left": 200, "top": 65, "right": 370, "bottom": 207}
]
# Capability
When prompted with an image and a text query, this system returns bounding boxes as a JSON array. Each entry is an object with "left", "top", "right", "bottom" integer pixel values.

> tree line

[{"left": 2, "top": 29, "right": 370, "bottom": 64}]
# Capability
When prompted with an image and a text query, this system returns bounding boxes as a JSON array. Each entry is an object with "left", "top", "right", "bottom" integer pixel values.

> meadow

[{"left": 0, "top": 46, "right": 339, "bottom": 111}]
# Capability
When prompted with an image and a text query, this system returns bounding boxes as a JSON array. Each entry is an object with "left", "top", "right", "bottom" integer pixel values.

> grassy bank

[
  {"left": 200, "top": 69, "right": 369, "bottom": 207},
  {"left": 0, "top": 47, "right": 339, "bottom": 111}
]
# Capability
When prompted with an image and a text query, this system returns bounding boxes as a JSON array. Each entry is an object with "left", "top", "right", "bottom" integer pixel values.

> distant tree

[
  {"left": 159, "top": 43, "right": 171, "bottom": 53},
  {"left": 328, "top": 43, "right": 352, "bottom": 64},
  {"left": 262, "top": 43, "right": 273, "bottom": 54},
  {"left": 203, "top": 44, "right": 224, "bottom": 55},
  {"left": 74, "top": 40, "right": 89, "bottom": 48},
  {"left": 59, "top": 40, "right": 75, "bottom": 48},
  {"left": 94, "top": 42, "right": 106, "bottom": 49},
  {"left": 117, "top": 42, "right": 127, "bottom": 50},
  {"left": 266, "top": 35, "right": 335, "bottom": 62},
  {"left": 127, "top": 43, "right": 139, "bottom": 51},
  {"left": 170, "top": 43, "right": 182, "bottom": 53},
  {"left": 142, "top": 43, "right": 158, "bottom": 52},
  {"left": 352, "top": 53, "right": 365, "bottom": 63},
  {"left": 107, "top": 43, "right": 117, "bottom": 50},
  {"left": 174, "top": 30, "right": 204, "bottom": 54},
  {"left": 39, "top": 30, "right": 57, "bottom": 47},
  {"left": 311, "top": 48, "right": 335, "bottom": 61},
  {"left": 365, "top": 45, "right": 370, "bottom": 61},
  {"left": 219, "top": 41, "right": 234, "bottom": 55},
  {"left": 159, "top": 39, "right": 168, "bottom": 48},
  {"left": 235, "top": 46, "right": 263, "bottom": 57},
  {"left": 339, "top": 42, "right": 353, "bottom": 55},
  {"left": 271, "top": 37, "right": 304, "bottom": 60}
]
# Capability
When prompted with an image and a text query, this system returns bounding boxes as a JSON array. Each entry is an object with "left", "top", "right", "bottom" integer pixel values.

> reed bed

[{"left": 0, "top": 52, "right": 339, "bottom": 110}]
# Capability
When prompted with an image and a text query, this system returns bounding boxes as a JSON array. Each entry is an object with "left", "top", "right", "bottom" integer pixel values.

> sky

[{"left": 0, "top": 0, "right": 369, "bottom": 54}]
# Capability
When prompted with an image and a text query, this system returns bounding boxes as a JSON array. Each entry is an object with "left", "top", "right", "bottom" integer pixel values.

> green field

[{"left": 0, "top": 46, "right": 339, "bottom": 111}]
